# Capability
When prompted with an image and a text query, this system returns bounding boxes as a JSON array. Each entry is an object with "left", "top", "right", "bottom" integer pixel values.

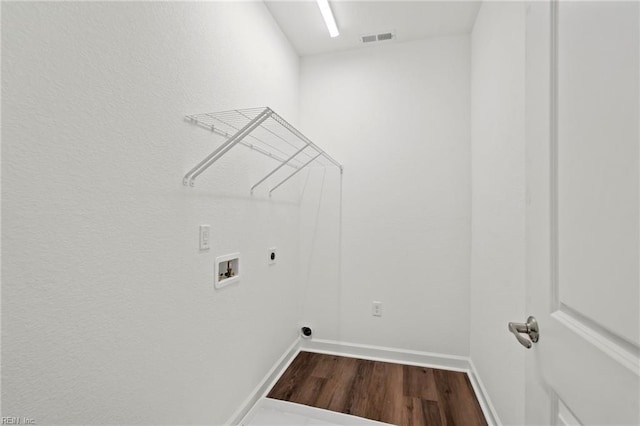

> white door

[{"left": 524, "top": 1, "right": 640, "bottom": 425}]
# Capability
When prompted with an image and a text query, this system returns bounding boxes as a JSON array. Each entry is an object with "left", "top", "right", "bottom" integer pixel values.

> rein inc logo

[{"left": 1, "top": 418, "right": 35, "bottom": 425}]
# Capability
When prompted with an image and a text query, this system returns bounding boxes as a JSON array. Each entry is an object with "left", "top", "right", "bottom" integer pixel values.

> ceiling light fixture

[{"left": 316, "top": 0, "right": 339, "bottom": 38}]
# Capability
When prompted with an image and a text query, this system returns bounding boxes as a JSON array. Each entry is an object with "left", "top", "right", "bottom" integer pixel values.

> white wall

[
  {"left": 298, "top": 166, "right": 343, "bottom": 340},
  {"left": 2, "top": 2, "right": 302, "bottom": 424},
  {"left": 299, "top": 36, "right": 471, "bottom": 356},
  {"left": 470, "top": 2, "right": 526, "bottom": 425}
]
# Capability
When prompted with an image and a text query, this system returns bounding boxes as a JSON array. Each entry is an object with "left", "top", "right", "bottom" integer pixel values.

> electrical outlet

[
  {"left": 372, "top": 301, "right": 382, "bottom": 317},
  {"left": 268, "top": 247, "right": 277, "bottom": 265},
  {"left": 199, "top": 225, "right": 210, "bottom": 250}
]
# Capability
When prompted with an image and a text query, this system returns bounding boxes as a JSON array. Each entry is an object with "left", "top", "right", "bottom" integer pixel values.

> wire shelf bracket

[{"left": 183, "top": 107, "right": 342, "bottom": 193}]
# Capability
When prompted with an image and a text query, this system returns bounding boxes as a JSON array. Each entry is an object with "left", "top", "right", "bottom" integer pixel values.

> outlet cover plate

[
  {"left": 372, "top": 301, "right": 382, "bottom": 317},
  {"left": 199, "top": 225, "right": 210, "bottom": 250}
]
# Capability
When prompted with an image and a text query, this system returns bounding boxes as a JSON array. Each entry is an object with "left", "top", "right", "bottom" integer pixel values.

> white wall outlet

[
  {"left": 268, "top": 247, "right": 277, "bottom": 265},
  {"left": 199, "top": 225, "right": 210, "bottom": 250},
  {"left": 372, "top": 301, "right": 382, "bottom": 317}
]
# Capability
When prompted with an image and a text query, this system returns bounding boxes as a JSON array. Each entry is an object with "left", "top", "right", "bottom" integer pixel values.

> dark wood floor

[{"left": 267, "top": 352, "right": 487, "bottom": 426}]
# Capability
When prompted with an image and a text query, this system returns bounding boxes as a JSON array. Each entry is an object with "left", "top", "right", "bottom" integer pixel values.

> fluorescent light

[{"left": 316, "top": 0, "right": 339, "bottom": 38}]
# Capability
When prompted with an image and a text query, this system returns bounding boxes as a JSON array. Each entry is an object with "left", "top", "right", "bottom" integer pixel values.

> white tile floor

[{"left": 242, "top": 398, "right": 392, "bottom": 426}]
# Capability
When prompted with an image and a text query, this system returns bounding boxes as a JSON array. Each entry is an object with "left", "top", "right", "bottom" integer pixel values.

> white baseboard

[
  {"left": 301, "top": 338, "right": 470, "bottom": 372},
  {"left": 226, "top": 337, "right": 302, "bottom": 426},
  {"left": 467, "top": 359, "right": 501, "bottom": 426},
  {"left": 227, "top": 337, "right": 500, "bottom": 426}
]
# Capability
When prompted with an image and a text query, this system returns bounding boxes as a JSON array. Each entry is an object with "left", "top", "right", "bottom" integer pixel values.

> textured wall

[
  {"left": 299, "top": 36, "right": 471, "bottom": 356},
  {"left": 469, "top": 2, "right": 526, "bottom": 425},
  {"left": 2, "top": 2, "right": 302, "bottom": 424}
]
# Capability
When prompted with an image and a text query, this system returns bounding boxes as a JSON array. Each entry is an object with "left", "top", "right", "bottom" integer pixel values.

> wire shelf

[{"left": 183, "top": 107, "right": 342, "bottom": 194}]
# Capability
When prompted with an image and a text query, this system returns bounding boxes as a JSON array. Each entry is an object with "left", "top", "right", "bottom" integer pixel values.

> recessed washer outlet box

[{"left": 215, "top": 253, "right": 240, "bottom": 289}]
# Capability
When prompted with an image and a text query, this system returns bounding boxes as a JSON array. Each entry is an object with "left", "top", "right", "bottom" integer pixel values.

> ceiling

[{"left": 264, "top": 1, "right": 481, "bottom": 57}]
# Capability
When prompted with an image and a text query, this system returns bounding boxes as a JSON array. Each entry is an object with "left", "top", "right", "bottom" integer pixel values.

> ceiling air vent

[
  {"left": 360, "top": 31, "right": 396, "bottom": 44},
  {"left": 361, "top": 34, "right": 377, "bottom": 43}
]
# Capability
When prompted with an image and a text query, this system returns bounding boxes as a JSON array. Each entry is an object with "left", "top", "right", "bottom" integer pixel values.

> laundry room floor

[{"left": 266, "top": 352, "right": 487, "bottom": 426}]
